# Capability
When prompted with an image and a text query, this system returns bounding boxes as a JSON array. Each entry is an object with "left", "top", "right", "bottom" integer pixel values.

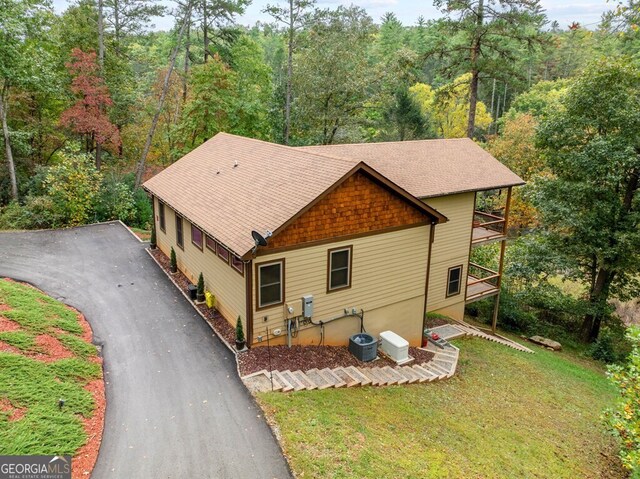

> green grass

[
  {"left": 258, "top": 338, "right": 623, "bottom": 478},
  {"left": 0, "top": 279, "right": 101, "bottom": 456},
  {"left": 129, "top": 227, "right": 151, "bottom": 241}
]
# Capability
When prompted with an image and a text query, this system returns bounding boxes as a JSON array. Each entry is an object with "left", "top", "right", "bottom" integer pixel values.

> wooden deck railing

[
  {"left": 467, "top": 262, "right": 500, "bottom": 287},
  {"left": 473, "top": 210, "right": 506, "bottom": 235}
]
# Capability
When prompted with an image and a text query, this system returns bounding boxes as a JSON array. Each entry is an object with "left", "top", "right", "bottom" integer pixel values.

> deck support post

[{"left": 491, "top": 187, "right": 512, "bottom": 333}]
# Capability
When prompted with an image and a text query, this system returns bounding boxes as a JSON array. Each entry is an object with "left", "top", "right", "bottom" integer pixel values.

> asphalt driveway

[{"left": 0, "top": 222, "right": 291, "bottom": 478}]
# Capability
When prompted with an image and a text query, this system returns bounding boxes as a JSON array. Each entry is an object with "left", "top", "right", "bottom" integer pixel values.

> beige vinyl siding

[
  {"left": 423, "top": 192, "right": 475, "bottom": 318},
  {"left": 154, "top": 197, "right": 246, "bottom": 328},
  {"left": 253, "top": 225, "right": 430, "bottom": 346}
]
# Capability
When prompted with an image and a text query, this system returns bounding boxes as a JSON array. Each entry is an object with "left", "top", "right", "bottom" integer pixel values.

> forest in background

[{"left": 1, "top": 0, "right": 640, "bottom": 352}]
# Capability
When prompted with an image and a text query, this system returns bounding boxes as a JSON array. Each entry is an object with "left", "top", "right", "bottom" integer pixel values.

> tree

[
  {"left": 292, "top": 6, "right": 375, "bottom": 144},
  {"left": 43, "top": 150, "right": 102, "bottom": 225},
  {"left": 103, "top": 0, "right": 166, "bottom": 53},
  {"left": 411, "top": 75, "right": 492, "bottom": 138},
  {"left": 60, "top": 48, "right": 121, "bottom": 169},
  {"left": 198, "top": 0, "right": 249, "bottom": 63},
  {"left": 430, "top": 0, "right": 547, "bottom": 138},
  {"left": 0, "top": 0, "right": 54, "bottom": 200},
  {"left": 605, "top": 327, "right": 640, "bottom": 474},
  {"left": 263, "top": 0, "right": 315, "bottom": 145},
  {"left": 534, "top": 57, "right": 640, "bottom": 342},
  {"left": 383, "top": 87, "right": 426, "bottom": 141}
]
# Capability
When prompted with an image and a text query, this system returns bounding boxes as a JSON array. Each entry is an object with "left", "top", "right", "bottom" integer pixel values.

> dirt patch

[
  {"left": 0, "top": 398, "right": 27, "bottom": 422},
  {"left": 424, "top": 316, "right": 452, "bottom": 329},
  {"left": 150, "top": 248, "right": 236, "bottom": 346},
  {"left": 0, "top": 316, "right": 21, "bottom": 332},
  {"left": 0, "top": 304, "right": 10, "bottom": 311},
  {"left": 238, "top": 345, "right": 434, "bottom": 376},
  {"left": 32, "top": 334, "right": 74, "bottom": 362},
  {"left": 72, "top": 375, "right": 105, "bottom": 479}
]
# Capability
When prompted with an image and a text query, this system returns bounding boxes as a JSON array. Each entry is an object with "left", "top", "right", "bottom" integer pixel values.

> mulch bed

[
  {"left": 0, "top": 279, "right": 105, "bottom": 479},
  {"left": 149, "top": 247, "right": 236, "bottom": 346},
  {"left": 238, "top": 345, "right": 434, "bottom": 377}
]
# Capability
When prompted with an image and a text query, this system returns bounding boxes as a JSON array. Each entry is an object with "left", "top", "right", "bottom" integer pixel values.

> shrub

[
  {"left": 236, "top": 316, "right": 245, "bottom": 343},
  {"left": 170, "top": 247, "right": 177, "bottom": 272},
  {"left": 0, "top": 197, "right": 64, "bottom": 230},
  {"left": 197, "top": 273, "right": 205, "bottom": 298},
  {"left": 131, "top": 187, "right": 152, "bottom": 229},
  {"left": 150, "top": 225, "right": 156, "bottom": 247},
  {"left": 605, "top": 327, "right": 640, "bottom": 474},
  {"left": 43, "top": 151, "right": 102, "bottom": 226},
  {"left": 95, "top": 177, "right": 136, "bottom": 224}
]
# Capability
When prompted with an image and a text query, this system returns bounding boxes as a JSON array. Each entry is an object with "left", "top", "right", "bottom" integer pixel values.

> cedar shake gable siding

[{"left": 264, "top": 170, "right": 431, "bottom": 251}]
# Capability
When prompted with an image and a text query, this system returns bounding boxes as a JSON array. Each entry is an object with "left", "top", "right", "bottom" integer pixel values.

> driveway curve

[{"left": 0, "top": 222, "right": 291, "bottom": 479}]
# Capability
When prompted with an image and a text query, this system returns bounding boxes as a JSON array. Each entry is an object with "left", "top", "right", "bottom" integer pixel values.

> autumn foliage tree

[{"left": 60, "top": 48, "right": 120, "bottom": 168}]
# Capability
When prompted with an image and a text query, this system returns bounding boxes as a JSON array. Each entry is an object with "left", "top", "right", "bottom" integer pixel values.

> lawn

[
  {"left": 129, "top": 226, "right": 151, "bottom": 241},
  {"left": 0, "top": 279, "right": 103, "bottom": 459},
  {"left": 258, "top": 337, "right": 624, "bottom": 478}
]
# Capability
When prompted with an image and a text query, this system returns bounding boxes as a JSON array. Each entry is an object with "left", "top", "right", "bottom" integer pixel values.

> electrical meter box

[{"left": 302, "top": 295, "right": 313, "bottom": 318}]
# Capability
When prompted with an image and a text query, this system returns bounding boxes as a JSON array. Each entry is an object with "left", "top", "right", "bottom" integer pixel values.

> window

[
  {"left": 216, "top": 242, "right": 230, "bottom": 263},
  {"left": 447, "top": 265, "right": 463, "bottom": 297},
  {"left": 257, "top": 260, "right": 284, "bottom": 309},
  {"left": 205, "top": 235, "right": 216, "bottom": 252},
  {"left": 231, "top": 255, "right": 244, "bottom": 275},
  {"left": 176, "top": 214, "right": 183, "bottom": 249},
  {"left": 328, "top": 246, "right": 352, "bottom": 292},
  {"left": 191, "top": 224, "right": 203, "bottom": 250},
  {"left": 158, "top": 201, "right": 165, "bottom": 232}
]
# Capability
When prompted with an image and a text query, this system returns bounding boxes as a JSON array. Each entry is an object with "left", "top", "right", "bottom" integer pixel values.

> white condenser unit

[{"left": 379, "top": 330, "right": 410, "bottom": 364}]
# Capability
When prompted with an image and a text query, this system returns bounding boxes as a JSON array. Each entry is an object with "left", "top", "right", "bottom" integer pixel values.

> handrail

[
  {"left": 468, "top": 262, "right": 498, "bottom": 275},
  {"left": 474, "top": 210, "right": 504, "bottom": 221},
  {"left": 467, "top": 274, "right": 500, "bottom": 286}
]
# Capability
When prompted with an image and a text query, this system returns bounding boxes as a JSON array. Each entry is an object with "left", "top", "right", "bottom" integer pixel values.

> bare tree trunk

[
  {"left": 580, "top": 267, "right": 611, "bottom": 342},
  {"left": 135, "top": 2, "right": 192, "bottom": 188},
  {"left": 183, "top": 14, "right": 191, "bottom": 104},
  {"left": 0, "top": 84, "right": 18, "bottom": 200},
  {"left": 96, "top": 0, "right": 105, "bottom": 169},
  {"left": 466, "top": 0, "right": 483, "bottom": 139},
  {"left": 284, "top": 0, "right": 294, "bottom": 145},
  {"left": 203, "top": 0, "right": 209, "bottom": 63}
]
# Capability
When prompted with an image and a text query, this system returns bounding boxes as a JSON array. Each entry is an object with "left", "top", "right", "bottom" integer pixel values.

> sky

[{"left": 51, "top": 0, "right": 613, "bottom": 31}]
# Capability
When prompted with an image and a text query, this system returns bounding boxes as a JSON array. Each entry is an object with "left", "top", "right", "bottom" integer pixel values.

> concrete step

[
  {"left": 320, "top": 368, "right": 346, "bottom": 388},
  {"left": 292, "top": 370, "right": 316, "bottom": 390},
  {"left": 344, "top": 366, "right": 372, "bottom": 386},
  {"left": 333, "top": 367, "right": 360, "bottom": 387},
  {"left": 272, "top": 370, "right": 294, "bottom": 392},
  {"left": 280, "top": 370, "right": 305, "bottom": 391}
]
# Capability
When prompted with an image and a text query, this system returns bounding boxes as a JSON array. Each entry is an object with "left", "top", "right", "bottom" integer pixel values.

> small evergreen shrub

[
  {"left": 236, "top": 316, "right": 245, "bottom": 343},
  {"left": 150, "top": 226, "right": 156, "bottom": 248},
  {"left": 170, "top": 247, "right": 177, "bottom": 272},
  {"left": 197, "top": 273, "right": 205, "bottom": 300}
]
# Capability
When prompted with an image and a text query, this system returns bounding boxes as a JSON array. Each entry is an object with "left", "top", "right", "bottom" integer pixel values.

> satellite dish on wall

[{"left": 252, "top": 230, "right": 269, "bottom": 247}]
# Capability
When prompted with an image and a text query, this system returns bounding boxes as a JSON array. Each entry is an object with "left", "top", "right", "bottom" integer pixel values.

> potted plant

[
  {"left": 235, "top": 316, "right": 245, "bottom": 351},
  {"left": 150, "top": 226, "right": 157, "bottom": 249},
  {"left": 170, "top": 247, "right": 178, "bottom": 274},
  {"left": 196, "top": 273, "right": 205, "bottom": 302}
]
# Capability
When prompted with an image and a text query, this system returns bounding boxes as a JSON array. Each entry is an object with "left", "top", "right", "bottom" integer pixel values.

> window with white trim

[{"left": 257, "top": 261, "right": 283, "bottom": 308}]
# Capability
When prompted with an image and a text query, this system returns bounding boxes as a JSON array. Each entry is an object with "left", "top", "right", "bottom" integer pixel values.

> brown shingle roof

[
  {"left": 143, "top": 133, "right": 445, "bottom": 258},
  {"left": 296, "top": 138, "right": 524, "bottom": 198}
]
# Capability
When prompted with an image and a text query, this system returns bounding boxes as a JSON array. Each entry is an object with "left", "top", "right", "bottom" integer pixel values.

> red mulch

[
  {"left": 237, "top": 345, "right": 434, "bottom": 376},
  {"left": 31, "top": 334, "right": 74, "bottom": 362},
  {"left": 0, "top": 340, "right": 22, "bottom": 355},
  {"left": 0, "top": 304, "right": 10, "bottom": 311},
  {"left": 72, "top": 376, "right": 105, "bottom": 479},
  {"left": 0, "top": 315, "right": 20, "bottom": 331},
  {"left": 0, "top": 398, "right": 26, "bottom": 421},
  {"left": 149, "top": 248, "right": 237, "bottom": 346}
]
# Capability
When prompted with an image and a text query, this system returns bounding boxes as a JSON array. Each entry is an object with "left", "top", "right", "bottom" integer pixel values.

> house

[{"left": 143, "top": 133, "right": 524, "bottom": 348}]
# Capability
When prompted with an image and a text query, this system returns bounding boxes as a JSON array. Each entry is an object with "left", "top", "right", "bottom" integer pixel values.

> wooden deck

[
  {"left": 465, "top": 274, "right": 499, "bottom": 303},
  {"left": 472, "top": 225, "right": 505, "bottom": 244}
]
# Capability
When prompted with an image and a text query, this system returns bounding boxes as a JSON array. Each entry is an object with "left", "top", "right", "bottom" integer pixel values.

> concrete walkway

[{"left": 0, "top": 222, "right": 291, "bottom": 479}]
